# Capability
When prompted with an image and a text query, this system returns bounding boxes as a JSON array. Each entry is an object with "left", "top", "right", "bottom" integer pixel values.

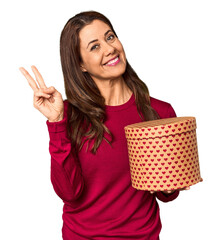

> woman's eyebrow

[{"left": 87, "top": 30, "right": 112, "bottom": 49}]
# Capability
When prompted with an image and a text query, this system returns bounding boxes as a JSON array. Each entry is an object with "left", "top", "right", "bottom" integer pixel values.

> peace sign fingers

[
  {"left": 19, "top": 67, "right": 39, "bottom": 92},
  {"left": 31, "top": 65, "right": 47, "bottom": 89},
  {"left": 19, "top": 65, "right": 64, "bottom": 121}
]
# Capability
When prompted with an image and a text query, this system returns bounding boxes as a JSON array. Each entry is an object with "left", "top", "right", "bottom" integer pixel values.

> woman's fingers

[
  {"left": 164, "top": 190, "right": 175, "bottom": 194},
  {"left": 31, "top": 65, "right": 47, "bottom": 89},
  {"left": 43, "top": 86, "right": 61, "bottom": 99},
  {"left": 178, "top": 186, "right": 190, "bottom": 191},
  {"left": 33, "top": 90, "right": 51, "bottom": 109},
  {"left": 42, "top": 86, "right": 55, "bottom": 93},
  {"left": 150, "top": 186, "right": 190, "bottom": 195},
  {"left": 34, "top": 90, "right": 51, "bottom": 99},
  {"left": 182, "top": 186, "right": 190, "bottom": 190},
  {"left": 19, "top": 67, "right": 39, "bottom": 91}
]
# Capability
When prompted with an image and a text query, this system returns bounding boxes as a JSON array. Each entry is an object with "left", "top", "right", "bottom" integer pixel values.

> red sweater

[{"left": 46, "top": 94, "right": 179, "bottom": 240}]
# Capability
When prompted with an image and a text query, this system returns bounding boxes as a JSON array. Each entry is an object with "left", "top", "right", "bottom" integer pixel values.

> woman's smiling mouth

[{"left": 104, "top": 55, "right": 120, "bottom": 66}]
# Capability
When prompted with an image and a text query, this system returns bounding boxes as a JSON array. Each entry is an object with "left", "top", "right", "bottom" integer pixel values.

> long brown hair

[{"left": 60, "top": 10, "right": 159, "bottom": 155}]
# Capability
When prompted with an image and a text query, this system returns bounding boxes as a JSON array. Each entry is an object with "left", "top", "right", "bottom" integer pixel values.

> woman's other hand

[
  {"left": 19, "top": 65, "right": 64, "bottom": 122},
  {"left": 150, "top": 177, "right": 203, "bottom": 194},
  {"left": 150, "top": 186, "right": 190, "bottom": 195}
]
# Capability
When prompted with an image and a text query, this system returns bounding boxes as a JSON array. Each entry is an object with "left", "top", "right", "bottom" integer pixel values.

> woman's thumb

[
  {"left": 42, "top": 86, "right": 55, "bottom": 92},
  {"left": 42, "top": 86, "right": 62, "bottom": 99}
]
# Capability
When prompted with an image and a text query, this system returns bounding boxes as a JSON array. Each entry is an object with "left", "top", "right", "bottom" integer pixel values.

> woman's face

[{"left": 79, "top": 20, "right": 127, "bottom": 84}]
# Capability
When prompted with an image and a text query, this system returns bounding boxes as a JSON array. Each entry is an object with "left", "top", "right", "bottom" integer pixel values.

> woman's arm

[
  {"left": 46, "top": 100, "right": 84, "bottom": 203},
  {"left": 19, "top": 67, "right": 84, "bottom": 203}
]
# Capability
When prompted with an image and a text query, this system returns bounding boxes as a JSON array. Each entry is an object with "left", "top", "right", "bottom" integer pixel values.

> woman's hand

[
  {"left": 150, "top": 186, "right": 190, "bottom": 195},
  {"left": 150, "top": 178, "right": 203, "bottom": 195},
  {"left": 19, "top": 65, "right": 64, "bottom": 122}
]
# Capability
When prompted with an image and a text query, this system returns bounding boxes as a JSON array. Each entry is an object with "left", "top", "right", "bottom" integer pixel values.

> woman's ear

[{"left": 80, "top": 64, "right": 87, "bottom": 72}]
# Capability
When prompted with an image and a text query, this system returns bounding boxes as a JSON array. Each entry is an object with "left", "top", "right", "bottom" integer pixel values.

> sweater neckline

[{"left": 105, "top": 93, "right": 135, "bottom": 112}]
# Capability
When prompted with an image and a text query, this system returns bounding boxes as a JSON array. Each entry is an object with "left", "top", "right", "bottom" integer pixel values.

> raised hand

[{"left": 19, "top": 65, "right": 64, "bottom": 122}]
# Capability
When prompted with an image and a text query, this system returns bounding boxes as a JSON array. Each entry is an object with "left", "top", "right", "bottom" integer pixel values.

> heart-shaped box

[{"left": 124, "top": 117, "right": 202, "bottom": 191}]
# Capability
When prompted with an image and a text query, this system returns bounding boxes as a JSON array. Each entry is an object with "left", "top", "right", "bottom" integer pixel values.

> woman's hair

[{"left": 60, "top": 10, "right": 159, "bottom": 155}]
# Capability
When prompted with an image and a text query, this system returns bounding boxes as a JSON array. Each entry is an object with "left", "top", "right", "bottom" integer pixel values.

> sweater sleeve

[
  {"left": 155, "top": 103, "right": 180, "bottom": 202},
  {"left": 46, "top": 100, "right": 84, "bottom": 203}
]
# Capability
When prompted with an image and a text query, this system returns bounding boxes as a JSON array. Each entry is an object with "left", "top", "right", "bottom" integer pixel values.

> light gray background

[{"left": 1, "top": 0, "right": 221, "bottom": 239}]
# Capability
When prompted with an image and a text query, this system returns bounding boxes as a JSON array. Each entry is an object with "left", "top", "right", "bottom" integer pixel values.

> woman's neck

[{"left": 95, "top": 76, "right": 132, "bottom": 106}]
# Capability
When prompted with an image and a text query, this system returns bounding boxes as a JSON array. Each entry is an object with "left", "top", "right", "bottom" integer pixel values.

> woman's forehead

[{"left": 79, "top": 20, "right": 111, "bottom": 47}]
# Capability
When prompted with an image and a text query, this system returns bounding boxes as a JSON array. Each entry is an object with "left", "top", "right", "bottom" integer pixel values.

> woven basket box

[{"left": 124, "top": 117, "right": 202, "bottom": 191}]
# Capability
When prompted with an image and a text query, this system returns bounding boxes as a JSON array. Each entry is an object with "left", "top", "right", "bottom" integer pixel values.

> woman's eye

[
  {"left": 107, "top": 34, "right": 115, "bottom": 41},
  {"left": 90, "top": 44, "right": 99, "bottom": 51}
]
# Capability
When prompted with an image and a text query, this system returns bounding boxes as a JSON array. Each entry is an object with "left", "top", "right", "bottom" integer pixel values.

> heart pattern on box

[{"left": 124, "top": 117, "right": 202, "bottom": 191}]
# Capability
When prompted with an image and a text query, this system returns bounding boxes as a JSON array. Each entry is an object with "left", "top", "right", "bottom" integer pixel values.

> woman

[{"left": 20, "top": 10, "right": 189, "bottom": 240}]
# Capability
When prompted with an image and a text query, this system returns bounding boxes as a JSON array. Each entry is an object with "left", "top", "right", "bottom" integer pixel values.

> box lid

[{"left": 124, "top": 117, "right": 196, "bottom": 140}]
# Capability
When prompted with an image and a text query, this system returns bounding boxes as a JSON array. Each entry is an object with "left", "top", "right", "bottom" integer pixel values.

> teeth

[{"left": 105, "top": 56, "right": 119, "bottom": 65}]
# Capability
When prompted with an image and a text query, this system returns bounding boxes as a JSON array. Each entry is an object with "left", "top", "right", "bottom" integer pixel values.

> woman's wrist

[{"left": 48, "top": 113, "right": 64, "bottom": 122}]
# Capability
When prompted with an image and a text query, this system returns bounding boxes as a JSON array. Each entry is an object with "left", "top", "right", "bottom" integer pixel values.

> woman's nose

[{"left": 103, "top": 43, "right": 115, "bottom": 56}]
